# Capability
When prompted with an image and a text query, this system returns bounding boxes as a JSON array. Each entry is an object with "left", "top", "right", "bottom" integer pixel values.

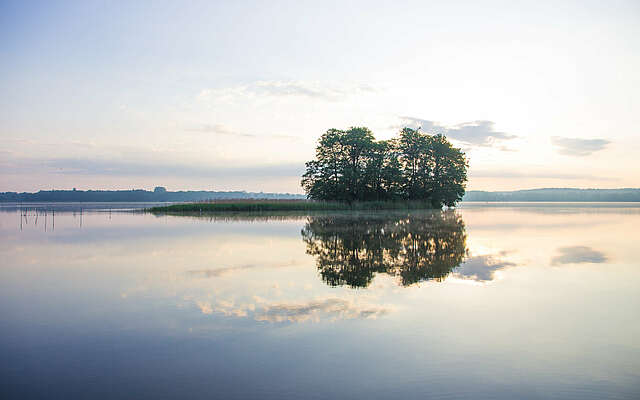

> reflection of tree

[{"left": 302, "top": 211, "right": 467, "bottom": 288}]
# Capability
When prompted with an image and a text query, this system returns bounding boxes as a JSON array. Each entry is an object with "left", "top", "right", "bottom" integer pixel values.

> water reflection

[
  {"left": 254, "top": 297, "right": 391, "bottom": 322},
  {"left": 2, "top": 205, "right": 640, "bottom": 399},
  {"left": 551, "top": 246, "right": 608, "bottom": 265},
  {"left": 192, "top": 297, "right": 392, "bottom": 323},
  {"left": 451, "top": 252, "right": 517, "bottom": 282},
  {"left": 302, "top": 211, "right": 468, "bottom": 288}
]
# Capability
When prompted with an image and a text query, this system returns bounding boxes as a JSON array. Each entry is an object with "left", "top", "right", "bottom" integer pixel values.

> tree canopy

[{"left": 301, "top": 126, "right": 468, "bottom": 207}]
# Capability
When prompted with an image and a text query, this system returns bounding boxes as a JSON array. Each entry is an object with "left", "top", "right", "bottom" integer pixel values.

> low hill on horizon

[{"left": 463, "top": 188, "right": 640, "bottom": 202}]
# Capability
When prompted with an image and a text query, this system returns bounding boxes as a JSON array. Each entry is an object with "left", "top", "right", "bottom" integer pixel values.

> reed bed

[{"left": 148, "top": 199, "right": 437, "bottom": 213}]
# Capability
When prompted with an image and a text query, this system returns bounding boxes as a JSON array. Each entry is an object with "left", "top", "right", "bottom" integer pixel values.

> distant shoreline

[
  {"left": 0, "top": 188, "right": 305, "bottom": 203},
  {"left": 2, "top": 188, "right": 640, "bottom": 203},
  {"left": 464, "top": 188, "right": 640, "bottom": 202}
]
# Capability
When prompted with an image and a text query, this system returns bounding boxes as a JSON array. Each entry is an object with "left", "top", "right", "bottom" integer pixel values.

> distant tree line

[
  {"left": 0, "top": 189, "right": 305, "bottom": 203},
  {"left": 463, "top": 188, "right": 640, "bottom": 202},
  {"left": 301, "top": 127, "right": 468, "bottom": 207}
]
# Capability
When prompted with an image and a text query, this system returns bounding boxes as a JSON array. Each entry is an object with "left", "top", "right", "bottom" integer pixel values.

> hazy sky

[{"left": 1, "top": 0, "right": 638, "bottom": 193}]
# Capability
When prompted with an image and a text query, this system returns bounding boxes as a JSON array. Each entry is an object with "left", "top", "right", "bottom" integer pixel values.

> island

[{"left": 150, "top": 126, "right": 468, "bottom": 212}]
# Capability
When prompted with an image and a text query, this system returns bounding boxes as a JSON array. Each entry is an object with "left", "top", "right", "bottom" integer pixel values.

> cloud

[
  {"left": 399, "top": 117, "right": 517, "bottom": 150},
  {"left": 452, "top": 252, "right": 516, "bottom": 282},
  {"left": 470, "top": 169, "right": 618, "bottom": 181},
  {"left": 4, "top": 157, "right": 305, "bottom": 178},
  {"left": 255, "top": 298, "right": 391, "bottom": 323},
  {"left": 198, "top": 80, "right": 379, "bottom": 103},
  {"left": 254, "top": 81, "right": 378, "bottom": 100},
  {"left": 551, "top": 246, "right": 608, "bottom": 265},
  {"left": 551, "top": 136, "right": 610, "bottom": 156},
  {"left": 186, "top": 123, "right": 299, "bottom": 140},
  {"left": 189, "top": 124, "right": 256, "bottom": 138}
]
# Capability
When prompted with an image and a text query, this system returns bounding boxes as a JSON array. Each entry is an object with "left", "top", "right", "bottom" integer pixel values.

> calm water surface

[{"left": 1, "top": 203, "right": 639, "bottom": 399}]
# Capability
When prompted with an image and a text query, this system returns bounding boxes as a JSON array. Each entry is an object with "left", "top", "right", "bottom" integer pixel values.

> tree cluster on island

[{"left": 301, "top": 127, "right": 468, "bottom": 208}]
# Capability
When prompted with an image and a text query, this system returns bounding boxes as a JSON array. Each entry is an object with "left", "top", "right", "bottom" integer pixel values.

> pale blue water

[{"left": 1, "top": 203, "right": 639, "bottom": 399}]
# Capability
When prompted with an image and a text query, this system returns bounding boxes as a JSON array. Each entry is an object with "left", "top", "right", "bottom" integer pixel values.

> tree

[
  {"left": 340, "top": 127, "right": 377, "bottom": 201},
  {"left": 397, "top": 127, "right": 429, "bottom": 199},
  {"left": 427, "top": 134, "right": 468, "bottom": 207},
  {"left": 301, "top": 125, "right": 468, "bottom": 207},
  {"left": 301, "top": 129, "right": 346, "bottom": 201},
  {"left": 362, "top": 140, "right": 395, "bottom": 200},
  {"left": 301, "top": 127, "right": 377, "bottom": 202}
]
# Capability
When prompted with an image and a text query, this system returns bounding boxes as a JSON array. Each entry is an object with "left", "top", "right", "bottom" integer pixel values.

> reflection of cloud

[
  {"left": 255, "top": 298, "right": 391, "bottom": 323},
  {"left": 214, "top": 300, "right": 249, "bottom": 317},
  {"left": 195, "top": 300, "right": 248, "bottom": 317},
  {"left": 196, "top": 301, "right": 213, "bottom": 314},
  {"left": 551, "top": 246, "right": 608, "bottom": 265},
  {"left": 188, "top": 264, "right": 258, "bottom": 278},
  {"left": 452, "top": 252, "right": 516, "bottom": 282},
  {"left": 399, "top": 117, "right": 517, "bottom": 150},
  {"left": 194, "top": 297, "right": 392, "bottom": 323},
  {"left": 188, "top": 260, "right": 299, "bottom": 278},
  {"left": 551, "top": 137, "right": 610, "bottom": 156}
]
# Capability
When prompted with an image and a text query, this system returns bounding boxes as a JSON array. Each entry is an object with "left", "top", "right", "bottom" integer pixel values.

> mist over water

[{"left": 1, "top": 204, "right": 639, "bottom": 399}]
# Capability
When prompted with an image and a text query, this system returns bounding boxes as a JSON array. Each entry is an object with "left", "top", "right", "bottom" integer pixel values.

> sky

[{"left": 1, "top": 0, "right": 639, "bottom": 193}]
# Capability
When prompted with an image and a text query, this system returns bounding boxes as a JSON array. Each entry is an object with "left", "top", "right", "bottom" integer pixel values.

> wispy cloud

[
  {"left": 398, "top": 117, "right": 517, "bottom": 150},
  {"left": 3, "top": 156, "right": 304, "bottom": 179},
  {"left": 198, "top": 80, "right": 379, "bottom": 103},
  {"left": 189, "top": 124, "right": 256, "bottom": 138},
  {"left": 551, "top": 136, "right": 610, "bottom": 156},
  {"left": 470, "top": 169, "right": 618, "bottom": 181},
  {"left": 186, "top": 123, "right": 299, "bottom": 140},
  {"left": 254, "top": 81, "right": 378, "bottom": 100},
  {"left": 551, "top": 246, "right": 608, "bottom": 265}
]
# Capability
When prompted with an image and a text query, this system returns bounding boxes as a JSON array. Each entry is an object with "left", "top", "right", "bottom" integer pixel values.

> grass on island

[{"left": 148, "top": 199, "right": 439, "bottom": 213}]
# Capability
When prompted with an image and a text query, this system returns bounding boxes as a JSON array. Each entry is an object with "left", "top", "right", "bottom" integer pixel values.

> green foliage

[{"left": 301, "top": 126, "right": 468, "bottom": 207}]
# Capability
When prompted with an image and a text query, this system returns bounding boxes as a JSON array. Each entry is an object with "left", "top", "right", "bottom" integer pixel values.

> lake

[{"left": 1, "top": 203, "right": 639, "bottom": 399}]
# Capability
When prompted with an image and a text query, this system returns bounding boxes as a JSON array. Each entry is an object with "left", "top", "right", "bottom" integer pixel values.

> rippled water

[{"left": 1, "top": 203, "right": 639, "bottom": 399}]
